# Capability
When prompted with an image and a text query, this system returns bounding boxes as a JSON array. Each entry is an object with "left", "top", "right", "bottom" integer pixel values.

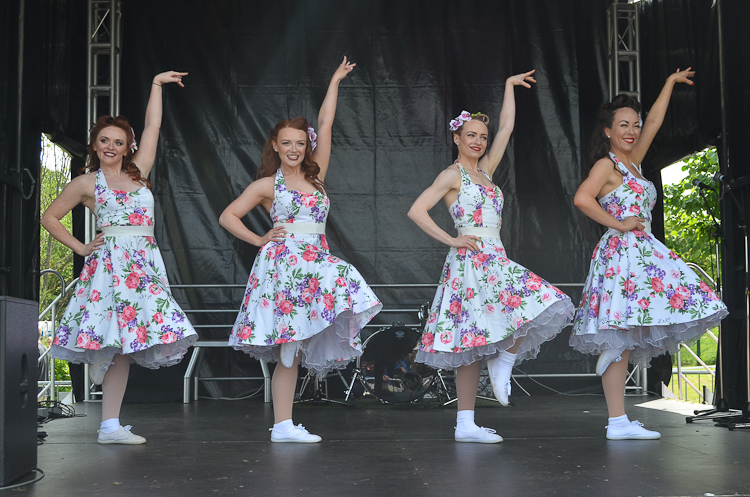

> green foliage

[
  {"left": 39, "top": 135, "right": 75, "bottom": 315},
  {"left": 663, "top": 148, "right": 720, "bottom": 278},
  {"left": 54, "top": 358, "right": 71, "bottom": 391}
]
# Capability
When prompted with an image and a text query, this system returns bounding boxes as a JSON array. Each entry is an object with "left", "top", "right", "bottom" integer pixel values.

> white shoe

[
  {"left": 486, "top": 356, "right": 512, "bottom": 406},
  {"left": 596, "top": 348, "right": 624, "bottom": 376},
  {"left": 280, "top": 341, "right": 301, "bottom": 368},
  {"left": 97, "top": 425, "right": 146, "bottom": 445},
  {"left": 270, "top": 424, "right": 322, "bottom": 443},
  {"left": 606, "top": 420, "right": 661, "bottom": 440},
  {"left": 454, "top": 426, "right": 503, "bottom": 444},
  {"left": 89, "top": 357, "right": 112, "bottom": 385}
]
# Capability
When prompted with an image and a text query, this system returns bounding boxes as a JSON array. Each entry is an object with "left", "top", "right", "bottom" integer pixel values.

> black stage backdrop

[
  {"left": 1, "top": 0, "right": 735, "bottom": 401},
  {"left": 113, "top": 0, "right": 721, "bottom": 399}
]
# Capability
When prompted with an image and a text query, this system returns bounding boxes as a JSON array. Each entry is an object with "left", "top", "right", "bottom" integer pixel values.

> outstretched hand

[
  {"left": 507, "top": 69, "right": 536, "bottom": 88},
  {"left": 669, "top": 67, "right": 695, "bottom": 86},
  {"left": 153, "top": 71, "right": 189, "bottom": 87},
  {"left": 332, "top": 56, "right": 356, "bottom": 83}
]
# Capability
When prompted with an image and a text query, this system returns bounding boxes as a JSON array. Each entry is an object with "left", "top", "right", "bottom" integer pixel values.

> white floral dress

[
  {"left": 228, "top": 169, "right": 382, "bottom": 376},
  {"left": 416, "top": 163, "right": 575, "bottom": 369},
  {"left": 570, "top": 153, "right": 728, "bottom": 361},
  {"left": 51, "top": 169, "right": 198, "bottom": 368}
]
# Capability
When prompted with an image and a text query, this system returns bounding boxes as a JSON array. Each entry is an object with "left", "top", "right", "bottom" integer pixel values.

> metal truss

[{"left": 607, "top": 2, "right": 641, "bottom": 101}]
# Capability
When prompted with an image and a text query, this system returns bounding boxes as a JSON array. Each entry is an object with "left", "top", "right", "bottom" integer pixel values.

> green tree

[{"left": 663, "top": 148, "right": 721, "bottom": 280}]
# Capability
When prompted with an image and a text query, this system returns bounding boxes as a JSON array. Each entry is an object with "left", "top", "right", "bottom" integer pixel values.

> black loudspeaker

[{"left": 0, "top": 297, "right": 38, "bottom": 485}]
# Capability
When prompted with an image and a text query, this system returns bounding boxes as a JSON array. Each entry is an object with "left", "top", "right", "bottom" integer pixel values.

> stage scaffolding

[{"left": 607, "top": 2, "right": 641, "bottom": 101}]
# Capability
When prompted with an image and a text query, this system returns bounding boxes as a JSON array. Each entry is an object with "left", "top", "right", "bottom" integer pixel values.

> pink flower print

[
  {"left": 136, "top": 326, "right": 148, "bottom": 344},
  {"left": 461, "top": 333, "right": 474, "bottom": 348},
  {"left": 249, "top": 274, "right": 259, "bottom": 290},
  {"left": 336, "top": 277, "right": 347, "bottom": 287},
  {"left": 699, "top": 281, "right": 711, "bottom": 293},
  {"left": 443, "top": 268, "right": 451, "bottom": 283},
  {"left": 123, "top": 195, "right": 133, "bottom": 205},
  {"left": 472, "top": 209, "right": 483, "bottom": 224},
  {"left": 457, "top": 247, "right": 467, "bottom": 256},
  {"left": 471, "top": 335, "right": 487, "bottom": 347},
  {"left": 466, "top": 288, "right": 475, "bottom": 299},
  {"left": 327, "top": 256, "right": 340, "bottom": 263},
  {"left": 149, "top": 284, "right": 162, "bottom": 295},
  {"left": 79, "top": 271, "right": 90, "bottom": 282},
  {"left": 513, "top": 317, "right": 524, "bottom": 329},
  {"left": 162, "top": 331, "right": 177, "bottom": 344},
  {"left": 323, "top": 293, "right": 335, "bottom": 311},
  {"left": 279, "top": 300, "right": 294, "bottom": 314},
  {"left": 238, "top": 326, "right": 253, "bottom": 340},
  {"left": 260, "top": 298, "right": 270, "bottom": 309},
  {"left": 471, "top": 253, "right": 489, "bottom": 268},
  {"left": 125, "top": 273, "right": 140, "bottom": 289},
  {"left": 302, "top": 194, "right": 318, "bottom": 208},
  {"left": 627, "top": 180, "right": 644, "bottom": 194},
  {"left": 274, "top": 291, "right": 284, "bottom": 306},
  {"left": 653, "top": 250, "right": 664, "bottom": 259},
  {"left": 670, "top": 270, "right": 681, "bottom": 280},
  {"left": 542, "top": 293, "right": 551, "bottom": 302},
  {"left": 498, "top": 257, "right": 510, "bottom": 266},
  {"left": 310, "top": 310, "right": 318, "bottom": 321},
  {"left": 86, "top": 259, "right": 98, "bottom": 275},
  {"left": 507, "top": 295, "right": 522, "bottom": 308},
  {"left": 243, "top": 293, "right": 251, "bottom": 307},
  {"left": 90, "top": 290, "right": 100, "bottom": 302},
  {"left": 154, "top": 312, "right": 164, "bottom": 324},
  {"left": 76, "top": 287, "right": 86, "bottom": 297},
  {"left": 606, "top": 203, "right": 622, "bottom": 217},
  {"left": 613, "top": 311, "right": 622, "bottom": 321},
  {"left": 624, "top": 279, "right": 635, "bottom": 295},
  {"left": 76, "top": 332, "right": 91, "bottom": 348},
  {"left": 96, "top": 194, "right": 105, "bottom": 204},
  {"left": 498, "top": 290, "right": 510, "bottom": 305},
  {"left": 112, "top": 275, "right": 120, "bottom": 287},
  {"left": 439, "top": 331, "right": 453, "bottom": 344},
  {"left": 128, "top": 213, "right": 144, "bottom": 226},
  {"left": 525, "top": 279, "right": 541, "bottom": 291},
  {"left": 288, "top": 255, "right": 298, "bottom": 266},
  {"left": 484, "top": 304, "right": 495, "bottom": 315},
  {"left": 309, "top": 278, "right": 320, "bottom": 293},
  {"left": 301, "top": 291, "right": 313, "bottom": 304},
  {"left": 487, "top": 274, "right": 499, "bottom": 285},
  {"left": 669, "top": 251, "right": 679, "bottom": 260},
  {"left": 427, "top": 312, "right": 437, "bottom": 324},
  {"left": 651, "top": 277, "right": 665, "bottom": 293},
  {"left": 451, "top": 278, "right": 460, "bottom": 291},
  {"left": 449, "top": 300, "right": 462, "bottom": 315},
  {"left": 422, "top": 333, "right": 434, "bottom": 348},
  {"left": 320, "top": 236, "right": 329, "bottom": 250},
  {"left": 275, "top": 338, "right": 289, "bottom": 344},
  {"left": 638, "top": 298, "right": 650, "bottom": 309},
  {"left": 670, "top": 294, "right": 684, "bottom": 309},
  {"left": 604, "top": 267, "right": 615, "bottom": 278},
  {"left": 629, "top": 205, "right": 641, "bottom": 214},
  {"left": 676, "top": 286, "right": 691, "bottom": 298}
]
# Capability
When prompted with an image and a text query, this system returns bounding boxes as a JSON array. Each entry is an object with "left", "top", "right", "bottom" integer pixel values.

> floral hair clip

[
  {"left": 638, "top": 115, "right": 643, "bottom": 128},
  {"left": 130, "top": 127, "right": 138, "bottom": 152},
  {"left": 449, "top": 110, "right": 483, "bottom": 131},
  {"left": 307, "top": 126, "right": 317, "bottom": 151}
]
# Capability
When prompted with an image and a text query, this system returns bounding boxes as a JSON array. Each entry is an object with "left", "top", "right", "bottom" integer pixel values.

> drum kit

[{"left": 295, "top": 303, "right": 498, "bottom": 407}]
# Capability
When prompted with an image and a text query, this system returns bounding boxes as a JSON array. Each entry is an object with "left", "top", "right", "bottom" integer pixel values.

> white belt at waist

[
  {"left": 100, "top": 225, "right": 155, "bottom": 236},
  {"left": 273, "top": 222, "right": 326, "bottom": 235},
  {"left": 457, "top": 226, "right": 500, "bottom": 238}
]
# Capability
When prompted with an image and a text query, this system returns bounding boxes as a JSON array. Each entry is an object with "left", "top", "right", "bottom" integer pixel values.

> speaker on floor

[{"left": 0, "top": 296, "right": 38, "bottom": 485}]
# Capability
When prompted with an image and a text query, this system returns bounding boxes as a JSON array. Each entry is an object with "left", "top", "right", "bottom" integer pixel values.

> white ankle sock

[
  {"left": 273, "top": 419, "right": 294, "bottom": 433},
  {"left": 608, "top": 414, "right": 629, "bottom": 428},
  {"left": 497, "top": 349, "right": 517, "bottom": 367},
  {"left": 456, "top": 410, "right": 477, "bottom": 431},
  {"left": 100, "top": 418, "right": 121, "bottom": 434}
]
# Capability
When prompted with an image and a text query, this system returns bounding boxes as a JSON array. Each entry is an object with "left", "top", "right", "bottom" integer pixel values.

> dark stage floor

[{"left": 19, "top": 394, "right": 750, "bottom": 497}]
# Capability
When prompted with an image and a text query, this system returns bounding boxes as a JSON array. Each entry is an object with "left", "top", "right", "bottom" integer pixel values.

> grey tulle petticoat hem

[
  {"left": 416, "top": 299, "right": 574, "bottom": 370},
  {"left": 569, "top": 308, "right": 727, "bottom": 364},
  {"left": 231, "top": 306, "right": 381, "bottom": 377},
  {"left": 49, "top": 334, "right": 198, "bottom": 369}
]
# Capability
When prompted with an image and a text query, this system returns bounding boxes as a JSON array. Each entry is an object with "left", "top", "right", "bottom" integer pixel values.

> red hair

[
  {"left": 256, "top": 116, "right": 325, "bottom": 194},
  {"left": 81, "top": 115, "right": 151, "bottom": 189}
]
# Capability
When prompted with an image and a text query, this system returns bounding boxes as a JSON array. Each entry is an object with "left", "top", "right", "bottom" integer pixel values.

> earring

[{"left": 607, "top": 135, "right": 611, "bottom": 138}]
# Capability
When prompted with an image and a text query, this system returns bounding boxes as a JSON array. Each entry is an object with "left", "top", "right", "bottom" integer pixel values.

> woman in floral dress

[
  {"left": 42, "top": 71, "right": 198, "bottom": 444},
  {"left": 220, "top": 57, "right": 381, "bottom": 443},
  {"left": 571, "top": 68, "right": 727, "bottom": 440},
  {"left": 408, "top": 70, "right": 574, "bottom": 443}
]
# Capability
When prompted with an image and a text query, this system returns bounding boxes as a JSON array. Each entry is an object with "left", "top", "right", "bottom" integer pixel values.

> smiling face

[
  {"left": 93, "top": 126, "right": 129, "bottom": 168},
  {"left": 453, "top": 119, "right": 488, "bottom": 160},
  {"left": 605, "top": 107, "right": 641, "bottom": 153},
  {"left": 273, "top": 127, "right": 308, "bottom": 168}
]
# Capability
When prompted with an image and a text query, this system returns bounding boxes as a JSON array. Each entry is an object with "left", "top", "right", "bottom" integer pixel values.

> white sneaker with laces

[
  {"left": 454, "top": 426, "right": 503, "bottom": 444},
  {"left": 97, "top": 425, "right": 146, "bottom": 445},
  {"left": 280, "top": 341, "right": 301, "bottom": 368},
  {"left": 596, "top": 347, "right": 624, "bottom": 376},
  {"left": 486, "top": 356, "right": 512, "bottom": 406},
  {"left": 270, "top": 424, "right": 322, "bottom": 443},
  {"left": 606, "top": 420, "right": 661, "bottom": 440}
]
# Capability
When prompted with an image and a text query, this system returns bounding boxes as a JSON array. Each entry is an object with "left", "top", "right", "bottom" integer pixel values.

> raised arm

[
  {"left": 312, "top": 57, "right": 355, "bottom": 181},
  {"left": 132, "top": 70, "right": 188, "bottom": 178},
  {"left": 573, "top": 158, "right": 645, "bottom": 233},
  {"left": 631, "top": 67, "right": 695, "bottom": 165},
  {"left": 407, "top": 166, "right": 481, "bottom": 253},
  {"left": 480, "top": 70, "right": 536, "bottom": 177},
  {"left": 219, "top": 177, "right": 287, "bottom": 247}
]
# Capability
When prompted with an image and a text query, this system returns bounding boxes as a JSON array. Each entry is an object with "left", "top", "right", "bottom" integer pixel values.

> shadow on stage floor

[{"left": 22, "top": 394, "right": 750, "bottom": 497}]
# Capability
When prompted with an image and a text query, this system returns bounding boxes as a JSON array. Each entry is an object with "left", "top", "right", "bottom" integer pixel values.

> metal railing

[{"left": 38, "top": 270, "right": 76, "bottom": 401}]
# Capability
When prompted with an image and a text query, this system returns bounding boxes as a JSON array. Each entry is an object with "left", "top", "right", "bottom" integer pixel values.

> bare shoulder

[
  {"left": 66, "top": 171, "right": 97, "bottom": 193},
  {"left": 588, "top": 157, "right": 619, "bottom": 180}
]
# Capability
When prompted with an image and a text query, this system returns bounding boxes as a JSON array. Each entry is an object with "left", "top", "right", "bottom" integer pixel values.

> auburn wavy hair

[
  {"left": 256, "top": 116, "right": 325, "bottom": 194},
  {"left": 586, "top": 94, "right": 642, "bottom": 171},
  {"left": 80, "top": 115, "right": 151, "bottom": 189}
]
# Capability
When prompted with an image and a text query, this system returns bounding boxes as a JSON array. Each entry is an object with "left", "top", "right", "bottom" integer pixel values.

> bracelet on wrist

[{"left": 152, "top": 82, "right": 162, "bottom": 87}]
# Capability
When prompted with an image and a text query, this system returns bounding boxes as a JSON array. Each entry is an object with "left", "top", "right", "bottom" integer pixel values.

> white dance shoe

[
  {"left": 454, "top": 426, "right": 503, "bottom": 444},
  {"left": 596, "top": 348, "right": 624, "bottom": 376},
  {"left": 89, "top": 357, "right": 112, "bottom": 385},
  {"left": 270, "top": 424, "right": 322, "bottom": 443},
  {"left": 280, "top": 341, "right": 301, "bottom": 368},
  {"left": 97, "top": 425, "right": 147, "bottom": 445},
  {"left": 486, "top": 356, "right": 512, "bottom": 406},
  {"left": 606, "top": 420, "right": 661, "bottom": 440}
]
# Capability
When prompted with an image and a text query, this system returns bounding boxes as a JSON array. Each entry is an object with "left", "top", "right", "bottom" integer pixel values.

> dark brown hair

[
  {"left": 81, "top": 115, "right": 151, "bottom": 189},
  {"left": 586, "top": 94, "right": 642, "bottom": 169},
  {"left": 256, "top": 116, "right": 325, "bottom": 194}
]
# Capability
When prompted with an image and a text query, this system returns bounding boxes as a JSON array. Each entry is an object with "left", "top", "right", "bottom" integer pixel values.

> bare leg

[
  {"left": 456, "top": 360, "right": 482, "bottom": 411},
  {"left": 506, "top": 336, "right": 524, "bottom": 354},
  {"left": 272, "top": 351, "right": 300, "bottom": 424},
  {"left": 602, "top": 348, "right": 631, "bottom": 418},
  {"left": 101, "top": 353, "right": 130, "bottom": 422}
]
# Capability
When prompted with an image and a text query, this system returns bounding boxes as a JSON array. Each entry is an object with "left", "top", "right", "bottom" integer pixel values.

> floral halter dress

[
  {"left": 228, "top": 168, "right": 382, "bottom": 376},
  {"left": 570, "top": 153, "right": 728, "bottom": 361},
  {"left": 52, "top": 169, "right": 197, "bottom": 368},
  {"left": 416, "top": 162, "right": 574, "bottom": 369}
]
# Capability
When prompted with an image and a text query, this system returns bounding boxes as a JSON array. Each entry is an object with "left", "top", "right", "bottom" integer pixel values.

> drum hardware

[{"left": 295, "top": 369, "right": 353, "bottom": 407}]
